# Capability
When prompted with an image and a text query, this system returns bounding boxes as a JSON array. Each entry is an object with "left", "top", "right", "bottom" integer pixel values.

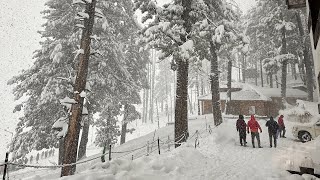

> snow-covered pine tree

[
  {"left": 154, "top": 60, "right": 174, "bottom": 121},
  {"left": 8, "top": 0, "right": 148, "bottom": 168},
  {"left": 246, "top": 0, "right": 304, "bottom": 106},
  {"left": 135, "top": 0, "right": 197, "bottom": 147},
  {"left": 7, "top": 0, "right": 81, "bottom": 162},
  {"left": 61, "top": 0, "right": 97, "bottom": 176},
  {"left": 120, "top": 103, "right": 140, "bottom": 144},
  {"left": 262, "top": 52, "right": 281, "bottom": 88},
  {"left": 92, "top": 0, "right": 148, "bottom": 147},
  {"left": 192, "top": 0, "right": 242, "bottom": 125},
  {"left": 294, "top": 10, "right": 314, "bottom": 101},
  {"left": 94, "top": 103, "right": 121, "bottom": 148}
]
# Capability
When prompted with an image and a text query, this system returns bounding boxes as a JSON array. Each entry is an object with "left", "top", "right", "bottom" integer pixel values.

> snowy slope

[{"left": 9, "top": 115, "right": 320, "bottom": 180}]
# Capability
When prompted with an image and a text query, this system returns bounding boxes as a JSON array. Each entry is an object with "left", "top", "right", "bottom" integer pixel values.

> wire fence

[{"left": 4, "top": 120, "right": 216, "bottom": 179}]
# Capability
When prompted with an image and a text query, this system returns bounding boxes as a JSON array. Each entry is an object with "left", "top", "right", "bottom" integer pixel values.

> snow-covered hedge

[{"left": 279, "top": 100, "right": 314, "bottom": 123}]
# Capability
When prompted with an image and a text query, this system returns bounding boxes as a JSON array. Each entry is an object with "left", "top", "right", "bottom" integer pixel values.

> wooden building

[{"left": 198, "top": 84, "right": 307, "bottom": 117}]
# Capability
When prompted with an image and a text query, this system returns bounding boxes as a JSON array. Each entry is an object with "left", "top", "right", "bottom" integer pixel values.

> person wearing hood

[
  {"left": 247, "top": 115, "right": 262, "bottom": 148},
  {"left": 278, "top": 115, "right": 286, "bottom": 138},
  {"left": 266, "top": 116, "right": 279, "bottom": 148},
  {"left": 236, "top": 115, "right": 247, "bottom": 146}
]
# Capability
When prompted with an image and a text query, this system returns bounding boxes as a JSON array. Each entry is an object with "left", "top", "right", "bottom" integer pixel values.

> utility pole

[{"left": 61, "top": 0, "right": 96, "bottom": 177}]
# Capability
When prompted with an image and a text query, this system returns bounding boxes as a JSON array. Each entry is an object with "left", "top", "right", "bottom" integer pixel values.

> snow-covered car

[{"left": 292, "top": 120, "right": 320, "bottom": 142}]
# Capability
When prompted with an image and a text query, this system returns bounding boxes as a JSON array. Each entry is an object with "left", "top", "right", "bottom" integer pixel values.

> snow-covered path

[
  {"left": 15, "top": 115, "right": 319, "bottom": 180},
  {"left": 180, "top": 118, "right": 287, "bottom": 180}
]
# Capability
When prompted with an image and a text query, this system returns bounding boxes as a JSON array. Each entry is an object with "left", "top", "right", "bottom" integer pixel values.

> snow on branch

[
  {"left": 179, "top": 40, "right": 194, "bottom": 59},
  {"left": 75, "top": 24, "right": 85, "bottom": 29},
  {"left": 50, "top": 44, "right": 63, "bottom": 64},
  {"left": 85, "top": 81, "right": 92, "bottom": 91},
  {"left": 77, "top": 12, "right": 89, "bottom": 19},
  {"left": 274, "top": 53, "right": 296, "bottom": 62},
  {"left": 80, "top": 91, "right": 86, "bottom": 98},
  {"left": 95, "top": 8, "right": 105, "bottom": 19},
  {"left": 73, "top": 49, "right": 84, "bottom": 60},
  {"left": 90, "top": 34, "right": 100, "bottom": 41},
  {"left": 275, "top": 20, "right": 295, "bottom": 31},
  {"left": 52, "top": 117, "right": 68, "bottom": 138},
  {"left": 72, "top": 0, "right": 86, "bottom": 5},
  {"left": 90, "top": 49, "right": 102, "bottom": 57},
  {"left": 212, "top": 25, "right": 225, "bottom": 44},
  {"left": 60, "top": 97, "right": 77, "bottom": 105}
]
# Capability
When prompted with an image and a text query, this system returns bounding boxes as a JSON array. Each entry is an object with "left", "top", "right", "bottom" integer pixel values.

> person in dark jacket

[
  {"left": 236, "top": 115, "right": 247, "bottom": 146},
  {"left": 266, "top": 116, "right": 279, "bottom": 148}
]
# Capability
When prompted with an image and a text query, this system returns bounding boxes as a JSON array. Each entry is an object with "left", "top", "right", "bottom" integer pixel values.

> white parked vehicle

[{"left": 292, "top": 120, "right": 320, "bottom": 142}]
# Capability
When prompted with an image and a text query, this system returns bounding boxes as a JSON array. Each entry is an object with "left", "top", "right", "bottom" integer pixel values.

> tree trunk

[
  {"left": 278, "top": 0, "right": 287, "bottom": 104},
  {"left": 270, "top": 74, "right": 273, "bottom": 88},
  {"left": 174, "top": 57, "right": 189, "bottom": 147},
  {"left": 165, "top": 73, "right": 169, "bottom": 122},
  {"left": 144, "top": 63, "right": 150, "bottom": 123},
  {"left": 226, "top": 59, "right": 232, "bottom": 115},
  {"left": 101, "top": 142, "right": 107, "bottom": 162},
  {"left": 174, "top": 0, "right": 191, "bottom": 148},
  {"left": 156, "top": 99, "right": 160, "bottom": 129},
  {"left": 210, "top": 42, "right": 222, "bottom": 126},
  {"left": 149, "top": 50, "right": 156, "bottom": 123},
  {"left": 260, "top": 59, "right": 264, "bottom": 87},
  {"left": 106, "top": 106, "right": 112, "bottom": 146},
  {"left": 255, "top": 62, "right": 258, "bottom": 86},
  {"left": 242, "top": 54, "right": 246, "bottom": 83},
  {"left": 292, "top": 63, "right": 297, "bottom": 80},
  {"left": 58, "top": 138, "right": 64, "bottom": 165},
  {"left": 298, "top": 60, "right": 306, "bottom": 83},
  {"left": 120, "top": 122, "right": 127, "bottom": 145},
  {"left": 196, "top": 74, "right": 200, "bottom": 115},
  {"left": 275, "top": 74, "right": 279, "bottom": 88},
  {"left": 296, "top": 11, "right": 314, "bottom": 101},
  {"left": 77, "top": 116, "right": 90, "bottom": 160},
  {"left": 188, "top": 92, "right": 193, "bottom": 114},
  {"left": 61, "top": 1, "right": 96, "bottom": 177},
  {"left": 120, "top": 104, "right": 129, "bottom": 145},
  {"left": 142, "top": 88, "right": 146, "bottom": 123}
]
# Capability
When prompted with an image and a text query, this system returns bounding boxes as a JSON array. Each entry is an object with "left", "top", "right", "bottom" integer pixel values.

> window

[
  {"left": 249, "top": 106, "right": 255, "bottom": 115},
  {"left": 286, "top": 0, "right": 306, "bottom": 9}
]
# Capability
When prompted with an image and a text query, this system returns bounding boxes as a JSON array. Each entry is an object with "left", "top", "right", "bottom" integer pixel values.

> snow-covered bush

[{"left": 279, "top": 100, "right": 313, "bottom": 123}]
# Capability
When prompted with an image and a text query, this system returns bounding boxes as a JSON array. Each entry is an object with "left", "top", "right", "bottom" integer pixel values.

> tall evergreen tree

[{"left": 8, "top": 0, "right": 148, "bottom": 167}]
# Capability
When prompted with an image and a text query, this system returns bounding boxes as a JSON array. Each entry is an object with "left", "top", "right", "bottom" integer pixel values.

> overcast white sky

[{"left": 0, "top": 0, "right": 256, "bottom": 159}]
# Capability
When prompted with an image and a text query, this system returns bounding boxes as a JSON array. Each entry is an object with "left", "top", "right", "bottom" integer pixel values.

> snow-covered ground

[{"left": 8, "top": 114, "right": 320, "bottom": 180}]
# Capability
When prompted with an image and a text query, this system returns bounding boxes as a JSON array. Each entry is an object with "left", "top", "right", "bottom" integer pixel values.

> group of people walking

[{"left": 236, "top": 115, "right": 286, "bottom": 148}]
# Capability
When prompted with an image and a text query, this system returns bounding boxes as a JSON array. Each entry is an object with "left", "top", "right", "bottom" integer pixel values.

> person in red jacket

[
  {"left": 247, "top": 115, "right": 262, "bottom": 148},
  {"left": 278, "top": 115, "right": 286, "bottom": 138}
]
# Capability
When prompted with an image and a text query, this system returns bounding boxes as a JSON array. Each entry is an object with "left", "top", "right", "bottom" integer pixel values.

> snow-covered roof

[
  {"left": 198, "top": 89, "right": 266, "bottom": 101},
  {"left": 253, "top": 86, "right": 308, "bottom": 99},
  {"left": 198, "top": 83, "right": 307, "bottom": 101}
]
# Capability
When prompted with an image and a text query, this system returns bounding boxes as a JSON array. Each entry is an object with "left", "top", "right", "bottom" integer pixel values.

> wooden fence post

[
  {"left": 108, "top": 144, "right": 112, "bottom": 161},
  {"left": 157, "top": 137, "right": 160, "bottom": 155},
  {"left": 3, "top": 152, "right": 9, "bottom": 180}
]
